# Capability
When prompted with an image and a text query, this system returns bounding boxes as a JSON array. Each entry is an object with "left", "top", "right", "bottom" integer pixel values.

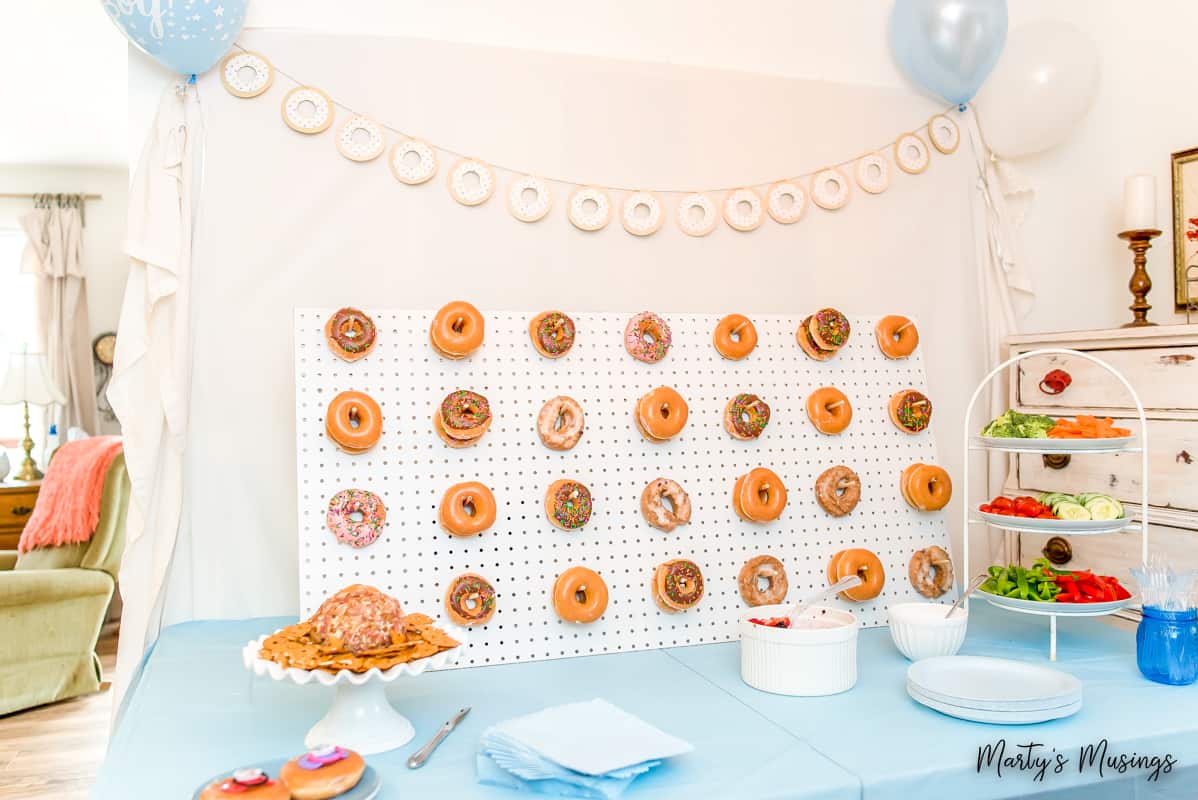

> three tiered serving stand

[{"left": 962, "top": 348, "right": 1149, "bottom": 660}]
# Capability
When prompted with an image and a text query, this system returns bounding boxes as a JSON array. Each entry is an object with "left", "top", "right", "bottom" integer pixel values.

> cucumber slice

[
  {"left": 1052, "top": 501, "right": 1092, "bottom": 521},
  {"left": 1039, "top": 492, "right": 1072, "bottom": 507},
  {"left": 1074, "top": 492, "right": 1103, "bottom": 505},
  {"left": 1083, "top": 495, "right": 1123, "bottom": 520}
]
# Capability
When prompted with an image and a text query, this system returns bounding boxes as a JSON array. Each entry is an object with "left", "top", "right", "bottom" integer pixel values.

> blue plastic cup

[{"left": 1136, "top": 606, "right": 1198, "bottom": 686}]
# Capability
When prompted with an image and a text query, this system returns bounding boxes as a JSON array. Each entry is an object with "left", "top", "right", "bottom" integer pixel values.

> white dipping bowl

[
  {"left": 888, "top": 602, "right": 968, "bottom": 661},
  {"left": 739, "top": 604, "right": 858, "bottom": 696}
]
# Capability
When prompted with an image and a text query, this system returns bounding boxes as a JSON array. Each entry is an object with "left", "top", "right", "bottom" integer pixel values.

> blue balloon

[
  {"left": 889, "top": 0, "right": 1008, "bottom": 106},
  {"left": 101, "top": 0, "right": 248, "bottom": 76}
]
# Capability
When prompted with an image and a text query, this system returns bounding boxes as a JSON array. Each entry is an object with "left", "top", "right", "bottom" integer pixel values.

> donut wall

[{"left": 295, "top": 308, "right": 950, "bottom": 667}]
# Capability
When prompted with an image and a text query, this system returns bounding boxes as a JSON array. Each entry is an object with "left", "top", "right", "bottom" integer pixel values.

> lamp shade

[{"left": 0, "top": 349, "right": 66, "bottom": 406}]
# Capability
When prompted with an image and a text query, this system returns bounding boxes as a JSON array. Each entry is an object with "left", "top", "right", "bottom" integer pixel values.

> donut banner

[
  {"left": 295, "top": 308, "right": 952, "bottom": 668},
  {"left": 221, "top": 45, "right": 963, "bottom": 239}
]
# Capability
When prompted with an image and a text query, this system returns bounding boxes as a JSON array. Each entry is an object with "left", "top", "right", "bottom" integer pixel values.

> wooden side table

[{"left": 0, "top": 480, "right": 40, "bottom": 551}]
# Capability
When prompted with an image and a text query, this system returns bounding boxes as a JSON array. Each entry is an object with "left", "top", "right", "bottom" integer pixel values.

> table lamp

[{"left": 0, "top": 348, "right": 66, "bottom": 481}]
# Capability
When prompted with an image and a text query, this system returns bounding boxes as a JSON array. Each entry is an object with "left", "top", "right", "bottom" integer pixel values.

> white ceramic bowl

[
  {"left": 888, "top": 602, "right": 968, "bottom": 661},
  {"left": 739, "top": 604, "right": 858, "bottom": 696}
]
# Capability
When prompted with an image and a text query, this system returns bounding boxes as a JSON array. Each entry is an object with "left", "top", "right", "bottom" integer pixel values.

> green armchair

[{"left": 0, "top": 453, "right": 130, "bottom": 715}]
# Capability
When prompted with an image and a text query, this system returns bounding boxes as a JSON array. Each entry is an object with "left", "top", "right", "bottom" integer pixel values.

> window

[{"left": 0, "top": 228, "right": 43, "bottom": 468}]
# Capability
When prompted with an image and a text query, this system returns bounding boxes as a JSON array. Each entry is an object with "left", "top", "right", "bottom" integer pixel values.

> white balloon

[{"left": 974, "top": 20, "right": 1101, "bottom": 158}]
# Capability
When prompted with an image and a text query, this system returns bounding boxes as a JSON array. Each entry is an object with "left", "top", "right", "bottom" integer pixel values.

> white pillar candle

[{"left": 1123, "top": 175, "right": 1156, "bottom": 231}]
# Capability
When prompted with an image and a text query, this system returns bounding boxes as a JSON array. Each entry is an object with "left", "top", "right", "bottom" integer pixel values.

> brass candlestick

[
  {"left": 13, "top": 400, "right": 42, "bottom": 481},
  {"left": 1118, "top": 228, "right": 1161, "bottom": 327}
]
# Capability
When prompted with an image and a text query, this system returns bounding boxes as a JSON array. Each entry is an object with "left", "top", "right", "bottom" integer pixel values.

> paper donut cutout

[
  {"left": 220, "top": 51, "right": 273, "bottom": 98},
  {"left": 281, "top": 86, "right": 333, "bottom": 134},
  {"left": 928, "top": 114, "right": 960, "bottom": 155},
  {"left": 811, "top": 168, "right": 851, "bottom": 210},
  {"left": 894, "top": 133, "right": 930, "bottom": 174},
  {"left": 676, "top": 193, "right": 718, "bottom": 237},
  {"left": 723, "top": 188, "right": 764, "bottom": 232},
  {"left": 508, "top": 175, "right": 553, "bottom": 222},
  {"left": 621, "top": 191, "right": 664, "bottom": 237},
  {"left": 854, "top": 153, "right": 891, "bottom": 195},
  {"left": 568, "top": 186, "right": 612, "bottom": 231},
  {"left": 448, "top": 159, "right": 496, "bottom": 207},
  {"left": 766, "top": 181, "right": 807, "bottom": 224},
  {"left": 389, "top": 139, "right": 438, "bottom": 185},
  {"left": 336, "top": 114, "right": 385, "bottom": 163}
]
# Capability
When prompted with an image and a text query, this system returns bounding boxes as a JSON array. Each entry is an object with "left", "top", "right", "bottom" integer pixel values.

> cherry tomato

[
  {"left": 979, "top": 504, "right": 993, "bottom": 513},
  {"left": 1014, "top": 498, "right": 1041, "bottom": 516},
  {"left": 991, "top": 497, "right": 1014, "bottom": 511},
  {"left": 1038, "top": 512, "right": 1055, "bottom": 519}
]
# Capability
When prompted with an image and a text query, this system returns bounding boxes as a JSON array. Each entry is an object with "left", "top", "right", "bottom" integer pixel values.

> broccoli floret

[{"left": 982, "top": 410, "right": 1056, "bottom": 438}]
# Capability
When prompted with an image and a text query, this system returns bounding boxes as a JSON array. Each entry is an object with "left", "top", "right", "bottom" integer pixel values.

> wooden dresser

[
  {"left": 1003, "top": 324, "right": 1198, "bottom": 586},
  {"left": 0, "top": 479, "right": 40, "bottom": 551}
]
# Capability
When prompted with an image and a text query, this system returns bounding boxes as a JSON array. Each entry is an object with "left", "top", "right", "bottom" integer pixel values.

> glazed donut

[
  {"left": 624, "top": 311, "right": 672, "bottom": 363},
  {"left": 326, "top": 489, "right": 385, "bottom": 548},
  {"left": 622, "top": 191, "right": 665, "bottom": 236},
  {"left": 389, "top": 138, "right": 438, "bottom": 185},
  {"left": 909, "top": 545, "right": 955, "bottom": 599},
  {"left": 199, "top": 768, "right": 290, "bottom": 800},
  {"left": 439, "top": 482, "right": 497, "bottom": 537},
  {"left": 429, "top": 301, "right": 485, "bottom": 359},
  {"left": 766, "top": 181, "right": 807, "bottom": 225},
  {"left": 723, "top": 188, "right": 764, "bottom": 232},
  {"left": 553, "top": 566, "right": 608, "bottom": 623},
  {"left": 640, "top": 478, "right": 692, "bottom": 532},
  {"left": 635, "top": 386, "right": 689, "bottom": 442},
  {"left": 901, "top": 464, "right": 952, "bottom": 511},
  {"left": 281, "top": 86, "right": 333, "bottom": 134},
  {"left": 221, "top": 51, "right": 273, "bottom": 99},
  {"left": 537, "top": 396, "right": 584, "bottom": 451},
  {"left": 545, "top": 479, "right": 593, "bottom": 530},
  {"left": 815, "top": 466, "right": 861, "bottom": 517},
  {"left": 796, "top": 315, "right": 837, "bottom": 361},
  {"left": 336, "top": 114, "right": 385, "bottom": 162},
  {"left": 874, "top": 315, "right": 919, "bottom": 359},
  {"left": 508, "top": 175, "right": 552, "bottom": 222},
  {"left": 894, "top": 133, "right": 930, "bottom": 174},
  {"left": 827, "top": 548, "right": 886, "bottom": 602},
  {"left": 723, "top": 393, "right": 771, "bottom": 440},
  {"left": 811, "top": 168, "right": 851, "bottom": 210},
  {"left": 325, "top": 308, "right": 377, "bottom": 362},
  {"left": 435, "top": 390, "right": 492, "bottom": 446},
  {"left": 280, "top": 746, "right": 366, "bottom": 800},
  {"left": 448, "top": 158, "right": 496, "bottom": 206},
  {"left": 733, "top": 467, "right": 787, "bottom": 523},
  {"left": 808, "top": 308, "right": 851, "bottom": 350},
  {"left": 806, "top": 387, "right": 853, "bottom": 435},
  {"left": 529, "top": 310, "right": 576, "bottom": 358},
  {"left": 712, "top": 314, "right": 758, "bottom": 360},
  {"left": 325, "top": 391, "right": 383, "bottom": 454},
  {"left": 676, "top": 193, "right": 719, "bottom": 237},
  {"left": 854, "top": 152, "right": 891, "bottom": 194},
  {"left": 569, "top": 186, "right": 612, "bottom": 231},
  {"left": 890, "top": 389, "right": 933, "bottom": 434},
  {"left": 444, "top": 572, "right": 497, "bottom": 626},
  {"left": 738, "top": 555, "right": 788, "bottom": 606},
  {"left": 652, "top": 559, "right": 705, "bottom": 612},
  {"left": 927, "top": 114, "right": 960, "bottom": 155}
]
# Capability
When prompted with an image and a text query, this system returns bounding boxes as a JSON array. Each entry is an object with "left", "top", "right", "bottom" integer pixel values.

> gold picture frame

[{"left": 1172, "top": 146, "right": 1198, "bottom": 311}]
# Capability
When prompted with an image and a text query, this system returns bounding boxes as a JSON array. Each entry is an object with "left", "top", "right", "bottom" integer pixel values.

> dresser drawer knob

[
  {"left": 1042, "top": 536, "right": 1073, "bottom": 565},
  {"left": 1038, "top": 369, "right": 1072, "bottom": 395},
  {"left": 10, "top": 506, "right": 32, "bottom": 517},
  {"left": 1042, "top": 454, "right": 1071, "bottom": 470}
]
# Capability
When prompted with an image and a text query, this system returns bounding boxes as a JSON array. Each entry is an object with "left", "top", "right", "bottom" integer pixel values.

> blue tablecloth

[{"left": 94, "top": 604, "right": 1197, "bottom": 799}]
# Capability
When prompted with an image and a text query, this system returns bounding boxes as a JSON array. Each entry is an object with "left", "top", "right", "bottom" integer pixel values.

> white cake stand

[{"left": 242, "top": 627, "right": 467, "bottom": 755}]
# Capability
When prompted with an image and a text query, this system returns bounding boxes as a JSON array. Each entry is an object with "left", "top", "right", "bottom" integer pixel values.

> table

[
  {"left": 94, "top": 604, "right": 1198, "bottom": 799},
  {"left": 0, "top": 478, "right": 39, "bottom": 551}
]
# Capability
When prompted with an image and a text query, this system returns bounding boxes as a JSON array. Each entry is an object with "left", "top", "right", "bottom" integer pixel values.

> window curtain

[{"left": 19, "top": 197, "right": 99, "bottom": 437}]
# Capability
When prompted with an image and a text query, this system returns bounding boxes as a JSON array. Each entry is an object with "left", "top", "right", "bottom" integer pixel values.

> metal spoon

[
  {"left": 407, "top": 707, "right": 471, "bottom": 769},
  {"left": 945, "top": 574, "right": 988, "bottom": 619},
  {"left": 784, "top": 575, "right": 863, "bottom": 626}
]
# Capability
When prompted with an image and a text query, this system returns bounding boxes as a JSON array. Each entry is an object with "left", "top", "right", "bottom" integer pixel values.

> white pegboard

[{"left": 295, "top": 309, "right": 949, "bottom": 668}]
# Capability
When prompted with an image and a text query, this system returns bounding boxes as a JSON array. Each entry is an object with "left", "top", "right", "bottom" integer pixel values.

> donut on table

[
  {"left": 439, "top": 482, "right": 497, "bottom": 537},
  {"left": 326, "top": 489, "right": 386, "bottom": 548},
  {"left": 901, "top": 464, "right": 952, "bottom": 511},
  {"left": 434, "top": 390, "right": 492, "bottom": 447},
  {"left": 199, "top": 768, "right": 290, "bottom": 800},
  {"left": 733, "top": 467, "right": 787, "bottom": 523},
  {"left": 889, "top": 389, "right": 932, "bottom": 434},
  {"left": 624, "top": 311, "right": 672, "bottom": 363},
  {"left": 325, "top": 308, "right": 377, "bottom": 362},
  {"left": 814, "top": 466, "right": 861, "bottom": 517},
  {"left": 553, "top": 566, "right": 608, "bottom": 623},
  {"left": 806, "top": 387, "right": 853, "bottom": 435},
  {"left": 325, "top": 391, "right": 383, "bottom": 454},
  {"left": 827, "top": 548, "right": 886, "bottom": 602},
  {"left": 712, "top": 314, "right": 758, "bottom": 360},
  {"left": 723, "top": 393, "right": 771, "bottom": 440},
  {"left": 537, "top": 396, "right": 584, "bottom": 451},
  {"left": 652, "top": 559, "right": 705, "bottom": 612},
  {"left": 280, "top": 746, "right": 366, "bottom": 800},
  {"left": 529, "top": 311, "right": 576, "bottom": 358},
  {"left": 874, "top": 315, "right": 919, "bottom": 359},
  {"left": 545, "top": 479, "right": 593, "bottom": 530},
  {"left": 444, "top": 572, "right": 497, "bottom": 626},
  {"left": 795, "top": 315, "right": 837, "bottom": 361},
  {"left": 640, "top": 477, "right": 691, "bottom": 532},
  {"left": 738, "top": 555, "right": 788, "bottom": 607},
  {"left": 429, "top": 301, "right": 485, "bottom": 359},
  {"left": 808, "top": 308, "right": 851, "bottom": 350},
  {"left": 635, "top": 386, "right": 689, "bottom": 442},
  {"left": 909, "top": 545, "right": 954, "bottom": 598}
]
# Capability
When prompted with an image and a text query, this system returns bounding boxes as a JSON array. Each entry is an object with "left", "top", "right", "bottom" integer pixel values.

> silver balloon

[{"left": 890, "top": 0, "right": 1008, "bottom": 105}]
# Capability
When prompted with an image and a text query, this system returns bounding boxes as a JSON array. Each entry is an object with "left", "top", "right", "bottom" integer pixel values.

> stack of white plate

[{"left": 907, "top": 656, "right": 1083, "bottom": 724}]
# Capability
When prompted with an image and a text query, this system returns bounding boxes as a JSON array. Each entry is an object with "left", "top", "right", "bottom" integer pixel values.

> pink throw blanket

[{"left": 17, "top": 436, "right": 124, "bottom": 553}]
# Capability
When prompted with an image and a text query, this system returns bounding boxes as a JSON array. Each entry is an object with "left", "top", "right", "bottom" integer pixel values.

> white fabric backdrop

[{"left": 151, "top": 30, "right": 983, "bottom": 626}]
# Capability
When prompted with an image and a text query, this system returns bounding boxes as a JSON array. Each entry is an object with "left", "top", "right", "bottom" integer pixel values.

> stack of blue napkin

[{"left": 477, "top": 698, "right": 693, "bottom": 798}]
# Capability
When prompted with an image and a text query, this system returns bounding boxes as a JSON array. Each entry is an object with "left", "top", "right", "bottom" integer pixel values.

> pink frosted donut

[
  {"left": 326, "top": 489, "right": 386, "bottom": 548},
  {"left": 624, "top": 311, "right": 672, "bottom": 363}
]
